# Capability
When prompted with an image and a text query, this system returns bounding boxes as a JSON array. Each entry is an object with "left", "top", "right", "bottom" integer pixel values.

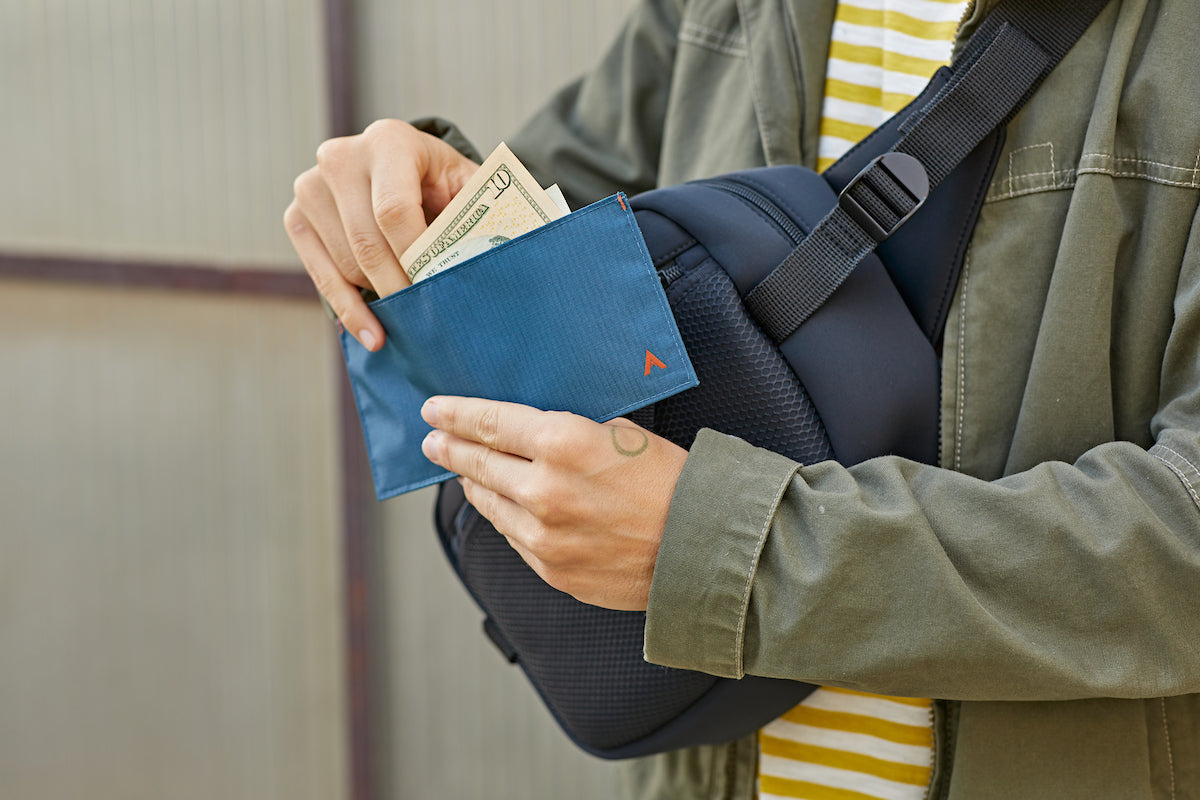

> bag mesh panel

[
  {"left": 455, "top": 507, "right": 718, "bottom": 750},
  {"left": 652, "top": 257, "right": 833, "bottom": 464}
]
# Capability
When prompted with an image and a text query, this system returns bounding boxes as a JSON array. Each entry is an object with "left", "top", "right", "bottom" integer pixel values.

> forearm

[{"left": 646, "top": 427, "right": 1200, "bottom": 700}]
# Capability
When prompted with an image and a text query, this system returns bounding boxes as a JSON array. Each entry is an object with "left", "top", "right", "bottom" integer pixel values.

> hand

[
  {"left": 283, "top": 120, "right": 480, "bottom": 350},
  {"left": 420, "top": 397, "right": 689, "bottom": 611}
]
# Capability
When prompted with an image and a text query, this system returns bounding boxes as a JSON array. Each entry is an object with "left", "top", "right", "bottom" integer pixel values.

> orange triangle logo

[{"left": 644, "top": 350, "right": 667, "bottom": 376}]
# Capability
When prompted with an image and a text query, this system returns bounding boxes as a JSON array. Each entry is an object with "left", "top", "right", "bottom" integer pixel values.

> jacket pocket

[{"left": 1145, "top": 696, "right": 1200, "bottom": 800}]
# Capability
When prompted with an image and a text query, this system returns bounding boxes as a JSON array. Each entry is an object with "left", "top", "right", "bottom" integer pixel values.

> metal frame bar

[
  {"left": 0, "top": 253, "right": 315, "bottom": 297},
  {"left": 322, "top": 0, "right": 376, "bottom": 798}
]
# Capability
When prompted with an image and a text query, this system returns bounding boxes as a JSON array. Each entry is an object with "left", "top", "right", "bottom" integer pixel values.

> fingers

[
  {"left": 285, "top": 120, "right": 481, "bottom": 350},
  {"left": 316, "top": 136, "right": 410, "bottom": 298},
  {"left": 422, "top": 396, "right": 576, "bottom": 461},
  {"left": 422, "top": 429, "right": 531, "bottom": 502},
  {"left": 456, "top": 477, "right": 564, "bottom": 590},
  {"left": 368, "top": 156, "right": 432, "bottom": 275},
  {"left": 284, "top": 199, "right": 384, "bottom": 351},
  {"left": 458, "top": 477, "right": 531, "bottom": 541},
  {"left": 290, "top": 165, "right": 368, "bottom": 287}
]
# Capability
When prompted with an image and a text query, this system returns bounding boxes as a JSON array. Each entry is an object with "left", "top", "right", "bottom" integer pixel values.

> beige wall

[
  {"left": 1, "top": 0, "right": 640, "bottom": 798},
  {"left": 0, "top": 0, "right": 326, "bottom": 265},
  {"left": 1, "top": 1, "right": 345, "bottom": 798},
  {"left": 0, "top": 281, "right": 345, "bottom": 800}
]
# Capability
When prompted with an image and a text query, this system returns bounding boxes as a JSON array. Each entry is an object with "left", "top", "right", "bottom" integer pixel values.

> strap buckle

[{"left": 837, "top": 152, "right": 930, "bottom": 242}]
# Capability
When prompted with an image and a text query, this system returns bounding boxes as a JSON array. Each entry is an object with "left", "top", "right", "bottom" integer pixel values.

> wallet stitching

[{"left": 618, "top": 199, "right": 697, "bottom": 383}]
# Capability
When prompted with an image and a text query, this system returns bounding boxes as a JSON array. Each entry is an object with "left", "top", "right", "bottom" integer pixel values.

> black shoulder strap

[{"left": 744, "top": 0, "right": 1112, "bottom": 344}]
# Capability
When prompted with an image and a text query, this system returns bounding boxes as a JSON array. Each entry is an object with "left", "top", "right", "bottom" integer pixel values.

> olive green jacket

[{"left": 503, "top": 0, "right": 1200, "bottom": 797}]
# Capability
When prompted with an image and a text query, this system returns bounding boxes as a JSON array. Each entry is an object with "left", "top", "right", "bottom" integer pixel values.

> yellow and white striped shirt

[
  {"left": 760, "top": 2, "right": 966, "bottom": 798},
  {"left": 759, "top": 688, "right": 935, "bottom": 800},
  {"left": 816, "top": 0, "right": 969, "bottom": 172}
]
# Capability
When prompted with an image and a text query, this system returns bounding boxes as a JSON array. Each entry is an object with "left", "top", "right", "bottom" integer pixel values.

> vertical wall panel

[
  {"left": 356, "top": 0, "right": 638, "bottom": 149},
  {"left": 354, "top": 1, "right": 639, "bottom": 797},
  {"left": 0, "top": 0, "right": 327, "bottom": 267},
  {"left": 0, "top": 281, "right": 346, "bottom": 800}
]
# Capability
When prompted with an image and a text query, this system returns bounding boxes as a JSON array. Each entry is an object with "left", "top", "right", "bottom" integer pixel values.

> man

[{"left": 285, "top": 0, "right": 1200, "bottom": 796}]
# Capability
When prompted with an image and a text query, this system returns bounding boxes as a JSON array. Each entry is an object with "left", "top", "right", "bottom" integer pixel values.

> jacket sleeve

[
  {"left": 643, "top": 208, "right": 1200, "bottom": 702},
  {"left": 504, "top": 0, "right": 684, "bottom": 209}
]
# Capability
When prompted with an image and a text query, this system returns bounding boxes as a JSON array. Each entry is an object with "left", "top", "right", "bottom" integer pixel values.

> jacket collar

[{"left": 954, "top": 0, "right": 1002, "bottom": 58}]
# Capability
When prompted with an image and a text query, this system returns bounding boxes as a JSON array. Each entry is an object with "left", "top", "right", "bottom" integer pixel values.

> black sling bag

[{"left": 434, "top": 0, "right": 1112, "bottom": 759}]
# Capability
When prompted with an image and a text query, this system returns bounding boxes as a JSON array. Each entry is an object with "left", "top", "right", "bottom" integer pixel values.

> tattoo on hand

[{"left": 610, "top": 426, "right": 649, "bottom": 457}]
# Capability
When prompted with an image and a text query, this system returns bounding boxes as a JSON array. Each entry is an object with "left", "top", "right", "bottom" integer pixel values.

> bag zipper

[
  {"left": 708, "top": 178, "right": 807, "bottom": 246},
  {"left": 656, "top": 177, "right": 807, "bottom": 291},
  {"left": 658, "top": 259, "right": 685, "bottom": 290}
]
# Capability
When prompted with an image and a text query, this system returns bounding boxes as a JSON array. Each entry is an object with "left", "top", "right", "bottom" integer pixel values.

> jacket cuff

[
  {"left": 644, "top": 429, "right": 801, "bottom": 678},
  {"left": 409, "top": 116, "right": 484, "bottom": 164}
]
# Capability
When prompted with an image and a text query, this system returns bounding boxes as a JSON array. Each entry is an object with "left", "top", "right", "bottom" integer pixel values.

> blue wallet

[{"left": 339, "top": 194, "right": 698, "bottom": 499}]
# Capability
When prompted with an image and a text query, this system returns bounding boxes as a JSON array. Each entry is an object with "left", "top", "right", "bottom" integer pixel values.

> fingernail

[
  {"left": 421, "top": 399, "right": 439, "bottom": 425},
  {"left": 422, "top": 430, "right": 443, "bottom": 462},
  {"left": 359, "top": 329, "right": 378, "bottom": 350}
]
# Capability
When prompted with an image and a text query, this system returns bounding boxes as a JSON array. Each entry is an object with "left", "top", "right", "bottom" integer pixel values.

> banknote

[
  {"left": 544, "top": 184, "right": 571, "bottom": 215},
  {"left": 400, "top": 143, "right": 566, "bottom": 283}
]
